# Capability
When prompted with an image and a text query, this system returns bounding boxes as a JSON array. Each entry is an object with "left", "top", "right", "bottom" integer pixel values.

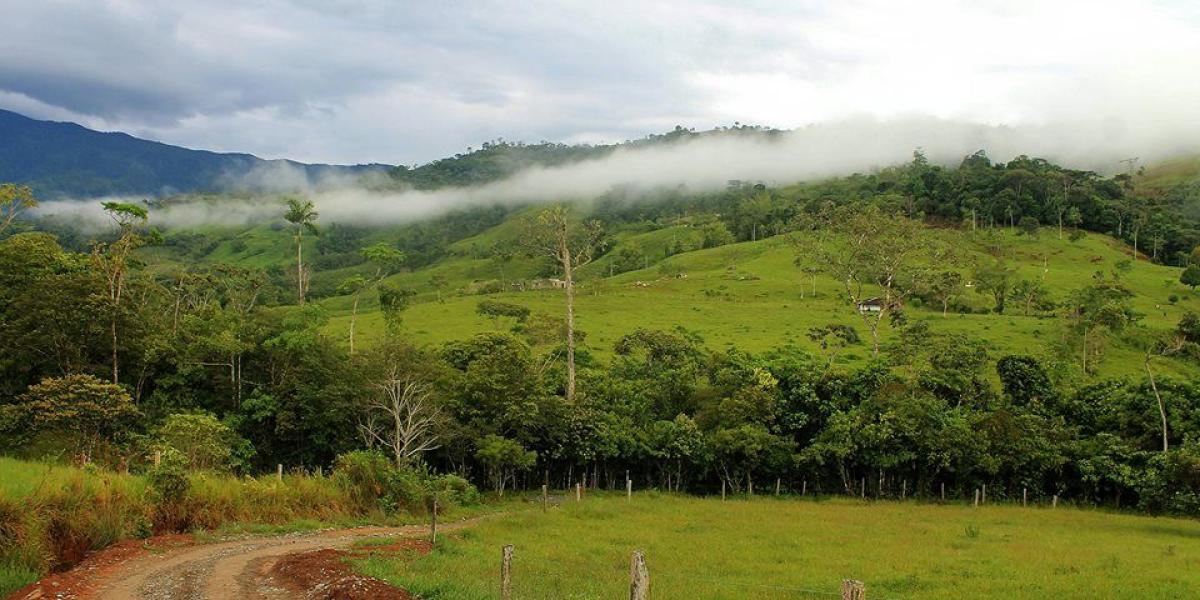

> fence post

[
  {"left": 277, "top": 464, "right": 283, "bottom": 481},
  {"left": 860, "top": 478, "right": 865, "bottom": 499},
  {"left": 1022, "top": 488, "right": 1027, "bottom": 507},
  {"left": 542, "top": 484, "right": 548, "bottom": 512},
  {"left": 629, "top": 550, "right": 649, "bottom": 600},
  {"left": 1052, "top": 494, "right": 1058, "bottom": 508},
  {"left": 575, "top": 483, "right": 582, "bottom": 502},
  {"left": 802, "top": 479, "right": 807, "bottom": 496},
  {"left": 721, "top": 479, "right": 726, "bottom": 501},
  {"left": 841, "top": 579, "right": 865, "bottom": 600},
  {"left": 940, "top": 482, "right": 945, "bottom": 501},
  {"left": 775, "top": 478, "right": 781, "bottom": 496},
  {"left": 973, "top": 489, "right": 980, "bottom": 507},
  {"left": 982, "top": 484, "right": 987, "bottom": 505},
  {"left": 501, "top": 545, "right": 514, "bottom": 600},
  {"left": 627, "top": 479, "right": 633, "bottom": 501},
  {"left": 901, "top": 480, "right": 906, "bottom": 500},
  {"left": 430, "top": 496, "right": 438, "bottom": 546}
]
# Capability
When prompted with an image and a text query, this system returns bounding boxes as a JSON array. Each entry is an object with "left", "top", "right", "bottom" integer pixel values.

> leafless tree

[{"left": 363, "top": 372, "right": 442, "bottom": 467}]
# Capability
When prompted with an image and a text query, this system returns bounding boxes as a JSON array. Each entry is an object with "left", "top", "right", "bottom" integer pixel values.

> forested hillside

[{"left": 4, "top": 146, "right": 1200, "bottom": 525}]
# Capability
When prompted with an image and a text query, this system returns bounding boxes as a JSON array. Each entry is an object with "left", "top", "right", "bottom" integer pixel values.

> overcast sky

[{"left": 1, "top": 0, "right": 1198, "bottom": 166}]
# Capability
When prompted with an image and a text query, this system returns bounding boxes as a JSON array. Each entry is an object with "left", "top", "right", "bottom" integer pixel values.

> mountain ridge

[{"left": 0, "top": 109, "right": 390, "bottom": 198}]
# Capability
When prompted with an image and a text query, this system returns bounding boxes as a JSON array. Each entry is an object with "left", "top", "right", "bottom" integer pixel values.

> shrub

[
  {"left": 147, "top": 448, "right": 190, "bottom": 531},
  {"left": 332, "top": 450, "right": 427, "bottom": 514},
  {"left": 155, "top": 413, "right": 251, "bottom": 472}
]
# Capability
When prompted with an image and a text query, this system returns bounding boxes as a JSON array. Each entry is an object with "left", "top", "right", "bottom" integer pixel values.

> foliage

[
  {"left": 4, "top": 375, "right": 140, "bottom": 459},
  {"left": 155, "top": 413, "right": 250, "bottom": 472}
]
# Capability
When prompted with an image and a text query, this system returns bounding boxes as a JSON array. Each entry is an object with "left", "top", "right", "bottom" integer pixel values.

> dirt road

[{"left": 13, "top": 519, "right": 479, "bottom": 600}]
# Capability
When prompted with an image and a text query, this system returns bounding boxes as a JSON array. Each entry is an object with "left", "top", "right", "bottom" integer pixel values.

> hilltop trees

[
  {"left": 283, "top": 197, "right": 319, "bottom": 303},
  {"left": 522, "top": 206, "right": 606, "bottom": 402}
]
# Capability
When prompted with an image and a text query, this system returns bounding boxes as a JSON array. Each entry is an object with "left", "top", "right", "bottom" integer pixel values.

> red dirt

[
  {"left": 267, "top": 541, "right": 431, "bottom": 600},
  {"left": 7, "top": 533, "right": 194, "bottom": 600}
]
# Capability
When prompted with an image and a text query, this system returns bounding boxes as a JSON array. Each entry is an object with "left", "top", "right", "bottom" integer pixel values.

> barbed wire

[{"left": 656, "top": 570, "right": 852, "bottom": 598}]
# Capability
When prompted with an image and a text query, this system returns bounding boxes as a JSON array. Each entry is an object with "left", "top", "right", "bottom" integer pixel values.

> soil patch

[
  {"left": 8, "top": 533, "right": 194, "bottom": 600},
  {"left": 267, "top": 540, "right": 430, "bottom": 600},
  {"left": 270, "top": 547, "right": 424, "bottom": 600}
]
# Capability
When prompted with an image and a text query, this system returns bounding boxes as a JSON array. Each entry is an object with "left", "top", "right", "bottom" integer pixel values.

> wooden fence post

[
  {"left": 542, "top": 484, "right": 548, "bottom": 512},
  {"left": 775, "top": 478, "right": 781, "bottom": 496},
  {"left": 430, "top": 497, "right": 438, "bottom": 546},
  {"left": 629, "top": 550, "right": 649, "bottom": 600},
  {"left": 748, "top": 479, "right": 754, "bottom": 495},
  {"left": 1022, "top": 488, "right": 1027, "bottom": 507},
  {"left": 973, "top": 489, "right": 980, "bottom": 507},
  {"left": 982, "top": 484, "right": 987, "bottom": 505},
  {"left": 901, "top": 480, "right": 906, "bottom": 500},
  {"left": 1052, "top": 494, "right": 1058, "bottom": 508},
  {"left": 940, "top": 482, "right": 945, "bottom": 501},
  {"left": 721, "top": 479, "right": 726, "bottom": 501},
  {"left": 501, "top": 545, "right": 514, "bottom": 600},
  {"left": 841, "top": 579, "right": 865, "bottom": 600},
  {"left": 802, "top": 479, "right": 807, "bottom": 496},
  {"left": 277, "top": 464, "right": 283, "bottom": 481},
  {"left": 627, "top": 479, "right": 632, "bottom": 501},
  {"left": 576, "top": 483, "right": 582, "bottom": 502},
  {"left": 860, "top": 478, "right": 865, "bottom": 499}
]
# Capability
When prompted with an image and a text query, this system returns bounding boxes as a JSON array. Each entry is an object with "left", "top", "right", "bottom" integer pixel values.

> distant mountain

[{"left": 0, "top": 109, "right": 390, "bottom": 198}]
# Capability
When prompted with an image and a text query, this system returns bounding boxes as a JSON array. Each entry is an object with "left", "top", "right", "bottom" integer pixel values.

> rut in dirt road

[{"left": 13, "top": 518, "right": 482, "bottom": 600}]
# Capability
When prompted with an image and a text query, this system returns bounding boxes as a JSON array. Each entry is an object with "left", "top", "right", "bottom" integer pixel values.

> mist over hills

[{"left": 0, "top": 109, "right": 390, "bottom": 198}]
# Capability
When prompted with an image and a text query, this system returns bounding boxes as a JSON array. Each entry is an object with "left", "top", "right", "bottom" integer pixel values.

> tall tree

[
  {"left": 522, "top": 206, "right": 605, "bottom": 402},
  {"left": 341, "top": 243, "right": 406, "bottom": 352},
  {"left": 283, "top": 197, "right": 319, "bottom": 303},
  {"left": 92, "top": 201, "right": 148, "bottom": 384}
]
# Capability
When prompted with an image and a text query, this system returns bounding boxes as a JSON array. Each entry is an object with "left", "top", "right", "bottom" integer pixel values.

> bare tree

[
  {"left": 363, "top": 372, "right": 442, "bottom": 467},
  {"left": 521, "top": 205, "right": 605, "bottom": 402}
]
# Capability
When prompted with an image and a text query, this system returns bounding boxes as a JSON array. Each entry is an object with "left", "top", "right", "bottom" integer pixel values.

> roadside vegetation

[{"left": 0, "top": 454, "right": 479, "bottom": 596}]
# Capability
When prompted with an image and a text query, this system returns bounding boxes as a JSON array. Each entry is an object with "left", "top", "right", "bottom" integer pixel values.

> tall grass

[{"left": 0, "top": 458, "right": 426, "bottom": 597}]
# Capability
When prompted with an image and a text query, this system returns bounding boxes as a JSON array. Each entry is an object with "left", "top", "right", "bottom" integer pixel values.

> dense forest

[{"left": 3, "top": 146, "right": 1200, "bottom": 516}]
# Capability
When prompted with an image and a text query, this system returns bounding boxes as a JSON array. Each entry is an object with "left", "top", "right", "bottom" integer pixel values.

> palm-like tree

[{"left": 283, "top": 197, "right": 319, "bottom": 303}]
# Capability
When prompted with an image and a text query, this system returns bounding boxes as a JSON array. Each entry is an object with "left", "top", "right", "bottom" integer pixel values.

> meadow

[
  {"left": 357, "top": 492, "right": 1200, "bottom": 600},
  {"left": 312, "top": 224, "right": 1200, "bottom": 379}
]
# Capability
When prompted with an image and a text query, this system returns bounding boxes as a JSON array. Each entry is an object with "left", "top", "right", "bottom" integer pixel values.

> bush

[
  {"left": 331, "top": 450, "right": 432, "bottom": 514},
  {"left": 147, "top": 448, "right": 190, "bottom": 531},
  {"left": 155, "top": 413, "right": 250, "bottom": 472}
]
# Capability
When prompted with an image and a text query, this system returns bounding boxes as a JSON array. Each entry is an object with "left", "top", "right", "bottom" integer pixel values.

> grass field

[
  {"left": 316, "top": 227, "right": 1200, "bottom": 379},
  {"left": 356, "top": 493, "right": 1200, "bottom": 599}
]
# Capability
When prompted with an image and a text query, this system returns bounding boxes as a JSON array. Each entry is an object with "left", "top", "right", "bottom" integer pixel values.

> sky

[{"left": 1, "top": 0, "right": 1199, "bottom": 166}]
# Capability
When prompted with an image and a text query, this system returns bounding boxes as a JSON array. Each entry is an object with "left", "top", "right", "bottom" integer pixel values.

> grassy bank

[
  {"left": 356, "top": 492, "right": 1200, "bottom": 599},
  {"left": 0, "top": 456, "right": 467, "bottom": 597}
]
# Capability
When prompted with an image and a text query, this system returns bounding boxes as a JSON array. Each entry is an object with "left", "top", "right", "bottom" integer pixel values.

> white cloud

[{"left": 0, "top": 0, "right": 1198, "bottom": 164}]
